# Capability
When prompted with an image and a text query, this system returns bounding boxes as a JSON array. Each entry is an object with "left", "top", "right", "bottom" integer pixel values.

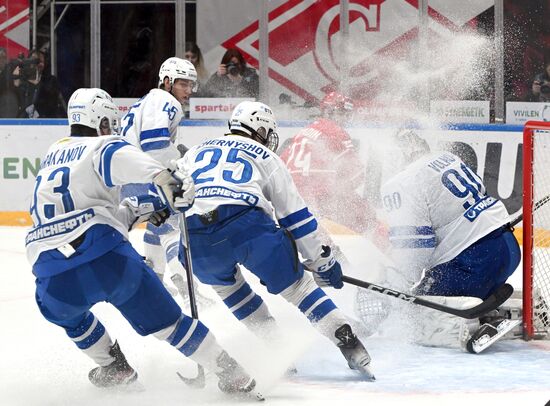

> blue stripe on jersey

[
  {"left": 142, "top": 139, "right": 171, "bottom": 152},
  {"left": 223, "top": 283, "right": 253, "bottom": 308},
  {"left": 289, "top": 218, "right": 318, "bottom": 240},
  {"left": 140, "top": 127, "right": 170, "bottom": 141},
  {"left": 66, "top": 312, "right": 95, "bottom": 339},
  {"left": 278, "top": 207, "right": 313, "bottom": 228},
  {"left": 99, "top": 140, "right": 130, "bottom": 187},
  {"left": 169, "top": 316, "right": 209, "bottom": 356},
  {"left": 232, "top": 294, "right": 263, "bottom": 320},
  {"left": 65, "top": 313, "right": 106, "bottom": 349},
  {"left": 145, "top": 220, "right": 175, "bottom": 235},
  {"left": 179, "top": 322, "right": 208, "bottom": 356},
  {"left": 389, "top": 226, "right": 434, "bottom": 237},
  {"left": 391, "top": 237, "right": 437, "bottom": 249},
  {"left": 140, "top": 128, "right": 171, "bottom": 152},
  {"left": 143, "top": 231, "right": 161, "bottom": 245},
  {"left": 306, "top": 298, "right": 337, "bottom": 323},
  {"left": 74, "top": 322, "right": 106, "bottom": 349},
  {"left": 298, "top": 287, "right": 326, "bottom": 313},
  {"left": 166, "top": 241, "right": 179, "bottom": 262}
]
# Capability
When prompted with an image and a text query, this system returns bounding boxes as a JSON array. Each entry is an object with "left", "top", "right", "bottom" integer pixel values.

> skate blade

[
  {"left": 176, "top": 366, "right": 206, "bottom": 389},
  {"left": 471, "top": 319, "right": 522, "bottom": 354},
  {"left": 356, "top": 367, "right": 376, "bottom": 382},
  {"left": 233, "top": 388, "right": 265, "bottom": 402},
  {"left": 252, "top": 390, "right": 265, "bottom": 401},
  {"left": 226, "top": 378, "right": 265, "bottom": 401}
]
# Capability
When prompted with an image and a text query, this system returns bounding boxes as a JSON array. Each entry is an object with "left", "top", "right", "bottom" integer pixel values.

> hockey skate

[
  {"left": 215, "top": 350, "right": 264, "bottom": 400},
  {"left": 466, "top": 317, "right": 522, "bottom": 354},
  {"left": 170, "top": 274, "right": 216, "bottom": 309},
  {"left": 88, "top": 341, "right": 138, "bottom": 388},
  {"left": 335, "top": 324, "right": 375, "bottom": 381}
]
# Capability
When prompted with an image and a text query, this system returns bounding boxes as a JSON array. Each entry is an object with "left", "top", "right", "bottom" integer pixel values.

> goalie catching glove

[
  {"left": 305, "top": 245, "right": 344, "bottom": 289},
  {"left": 121, "top": 195, "right": 170, "bottom": 227},
  {"left": 153, "top": 169, "right": 195, "bottom": 213}
]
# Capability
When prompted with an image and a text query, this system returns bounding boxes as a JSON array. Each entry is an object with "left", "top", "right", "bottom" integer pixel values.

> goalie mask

[
  {"left": 228, "top": 101, "right": 279, "bottom": 152},
  {"left": 158, "top": 57, "right": 198, "bottom": 92},
  {"left": 67, "top": 88, "right": 120, "bottom": 136},
  {"left": 393, "top": 128, "right": 431, "bottom": 162}
]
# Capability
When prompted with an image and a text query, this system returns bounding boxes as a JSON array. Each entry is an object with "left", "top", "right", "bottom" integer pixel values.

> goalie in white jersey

[
  {"left": 378, "top": 129, "right": 521, "bottom": 353},
  {"left": 177, "top": 101, "right": 375, "bottom": 380},
  {"left": 119, "top": 57, "right": 210, "bottom": 304},
  {"left": 26, "top": 88, "right": 258, "bottom": 394}
]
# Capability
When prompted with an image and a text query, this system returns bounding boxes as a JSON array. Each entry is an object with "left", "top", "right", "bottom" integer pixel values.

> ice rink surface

[{"left": 1, "top": 226, "right": 550, "bottom": 406}]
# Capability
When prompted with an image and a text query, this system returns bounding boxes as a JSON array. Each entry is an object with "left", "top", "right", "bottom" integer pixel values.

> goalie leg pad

[{"left": 411, "top": 296, "right": 482, "bottom": 349}]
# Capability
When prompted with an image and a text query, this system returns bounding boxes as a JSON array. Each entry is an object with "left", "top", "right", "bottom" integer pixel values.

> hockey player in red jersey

[{"left": 280, "top": 92, "right": 386, "bottom": 250}]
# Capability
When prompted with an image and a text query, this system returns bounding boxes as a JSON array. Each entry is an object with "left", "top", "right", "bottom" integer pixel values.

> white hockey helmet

[
  {"left": 158, "top": 57, "right": 197, "bottom": 90},
  {"left": 67, "top": 88, "right": 120, "bottom": 136},
  {"left": 228, "top": 101, "right": 279, "bottom": 152}
]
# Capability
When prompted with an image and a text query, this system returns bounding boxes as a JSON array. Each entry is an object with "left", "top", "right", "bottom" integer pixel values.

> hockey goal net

[{"left": 523, "top": 120, "right": 550, "bottom": 339}]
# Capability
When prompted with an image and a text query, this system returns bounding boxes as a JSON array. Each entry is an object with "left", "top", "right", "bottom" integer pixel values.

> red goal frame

[{"left": 522, "top": 120, "right": 550, "bottom": 339}]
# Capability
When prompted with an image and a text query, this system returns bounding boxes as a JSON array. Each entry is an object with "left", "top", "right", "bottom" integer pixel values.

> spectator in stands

[
  {"left": 13, "top": 49, "right": 66, "bottom": 118},
  {"left": 528, "top": 60, "right": 550, "bottom": 102},
  {"left": 0, "top": 47, "right": 8, "bottom": 90},
  {"left": 0, "top": 47, "right": 19, "bottom": 117},
  {"left": 203, "top": 48, "right": 258, "bottom": 99},
  {"left": 185, "top": 42, "right": 209, "bottom": 93}
]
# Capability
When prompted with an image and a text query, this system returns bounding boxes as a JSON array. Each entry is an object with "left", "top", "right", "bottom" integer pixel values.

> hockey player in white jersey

[
  {"left": 26, "top": 88, "right": 258, "bottom": 394},
  {"left": 176, "top": 101, "right": 375, "bottom": 380},
  {"left": 378, "top": 129, "right": 521, "bottom": 353},
  {"left": 120, "top": 57, "right": 210, "bottom": 304}
]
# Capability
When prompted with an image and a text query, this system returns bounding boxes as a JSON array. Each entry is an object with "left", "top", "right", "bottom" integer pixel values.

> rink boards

[{"left": 0, "top": 119, "right": 539, "bottom": 244}]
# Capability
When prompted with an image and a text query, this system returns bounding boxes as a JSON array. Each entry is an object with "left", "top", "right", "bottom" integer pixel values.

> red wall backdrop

[{"left": 0, "top": 0, "right": 29, "bottom": 57}]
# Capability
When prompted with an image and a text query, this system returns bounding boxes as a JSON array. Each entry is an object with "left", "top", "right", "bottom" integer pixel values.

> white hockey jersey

[
  {"left": 179, "top": 134, "right": 324, "bottom": 262},
  {"left": 25, "top": 135, "right": 166, "bottom": 265},
  {"left": 120, "top": 88, "right": 182, "bottom": 166},
  {"left": 380, "top": 151, "right": 510, "bottom": 278}
]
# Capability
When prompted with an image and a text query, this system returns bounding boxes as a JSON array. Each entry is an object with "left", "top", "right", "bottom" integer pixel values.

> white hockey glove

[
  {"left": 305, "top": 245, "right": 344, "bottom": 289},
  {"left": 121, "top": 195, "right": 170, "bottom": 227},
  {"left": 153, "top": 169, "right": 195, "bottom": 214}
]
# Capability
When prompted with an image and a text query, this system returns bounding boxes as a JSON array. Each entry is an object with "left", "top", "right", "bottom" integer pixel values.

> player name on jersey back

[{"left": 199, "top": 138, "right": 272, "bottom": 160}]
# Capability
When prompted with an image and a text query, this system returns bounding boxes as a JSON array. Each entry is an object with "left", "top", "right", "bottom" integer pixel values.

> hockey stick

[
  {"left": 175, "top": 212, "right": 206, "bottom": 388},
  {"left": 510, "top": 194, "right": 550, "bottom": 227},
  {"left": 342, "top": 275, "right": 514, "bottom": 319}
]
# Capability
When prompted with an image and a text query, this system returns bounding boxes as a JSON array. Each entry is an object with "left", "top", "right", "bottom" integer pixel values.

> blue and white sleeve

[
  {"left": 381, "top": 177, "right": 434, "bottom": 277},
  {"left": 138, "top": 93, "right": 182, "bottom": 166},
  {"left": 93, "top": 138, "right": 166, "bottom": 187},
  {"left": 265, "top": 160, "right": 323, "bottom": 262}
]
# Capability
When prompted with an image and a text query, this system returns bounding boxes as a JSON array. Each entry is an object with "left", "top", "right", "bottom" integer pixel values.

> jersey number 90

[{"left": 441, "top": 163, "right": 485, "bottom": 210}]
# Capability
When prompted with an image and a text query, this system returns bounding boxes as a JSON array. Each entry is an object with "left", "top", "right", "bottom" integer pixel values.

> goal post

[{"left": 523, "top": 120, "right": 550, "bottom": 339}]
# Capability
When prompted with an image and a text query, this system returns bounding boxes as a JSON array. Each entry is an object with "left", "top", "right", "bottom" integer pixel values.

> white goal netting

[{"left": 527, "top": 128, "right": 550, "bottom": 337}]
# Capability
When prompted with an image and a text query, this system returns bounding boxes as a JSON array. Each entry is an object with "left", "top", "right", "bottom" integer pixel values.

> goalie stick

[
  {"left": 175, "top": 213, "right": 206, "bottom": 389},
  {"left": 342, "top": 275, "right": 513, "bottom": 319}
]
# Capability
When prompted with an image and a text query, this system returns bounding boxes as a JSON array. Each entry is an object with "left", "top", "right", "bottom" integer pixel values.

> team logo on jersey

[{"left": 463, "top": 196, "right": 498, "bottom": 222}]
